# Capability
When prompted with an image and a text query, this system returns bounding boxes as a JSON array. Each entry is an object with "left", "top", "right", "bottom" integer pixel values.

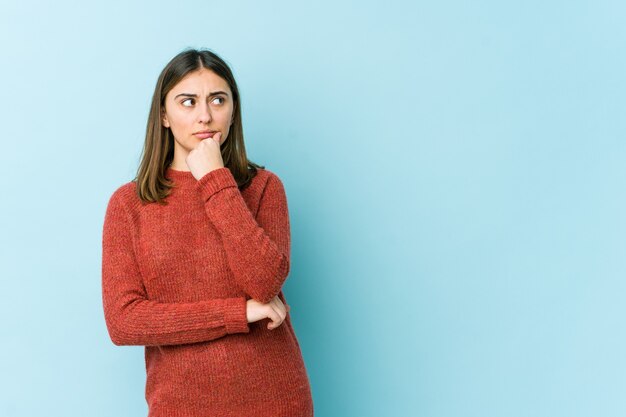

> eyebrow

[{"left": 174, "top": 91, "right": 229, "bottom": 99}]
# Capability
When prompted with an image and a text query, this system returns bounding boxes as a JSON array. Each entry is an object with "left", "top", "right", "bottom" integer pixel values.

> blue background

[{"left": 1, "top": 1, "right": 625, "bottom": 416}]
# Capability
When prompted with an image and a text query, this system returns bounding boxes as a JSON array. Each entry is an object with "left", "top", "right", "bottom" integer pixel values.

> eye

[
  {"left": 212, "top": 96, "right": 225, "bottom": 105},
  {"left": 181, "top": 98, "right": 195, "bottom": 107}
]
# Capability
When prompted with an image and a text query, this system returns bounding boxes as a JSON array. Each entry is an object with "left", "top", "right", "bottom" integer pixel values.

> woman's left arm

[{"left": 195, "top": 168, "right": 291, "bottom": 304}]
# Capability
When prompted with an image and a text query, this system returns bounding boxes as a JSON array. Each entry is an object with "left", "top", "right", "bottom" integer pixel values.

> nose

[{"left": 198, "top": 101, "right": 212, "bottom": 123}]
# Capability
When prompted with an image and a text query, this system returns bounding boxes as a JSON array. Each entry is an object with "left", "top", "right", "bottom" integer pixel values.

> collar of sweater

[{"left": 165, "top": 167, "right": 198, "bottom": 188}]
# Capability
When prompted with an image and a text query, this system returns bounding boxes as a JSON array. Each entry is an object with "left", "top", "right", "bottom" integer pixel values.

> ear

[{"left": 161, "top": 107, "right": 170, "bottom": 128}]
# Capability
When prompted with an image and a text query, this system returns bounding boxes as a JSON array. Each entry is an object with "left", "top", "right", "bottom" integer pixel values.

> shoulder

[
  {"left": 102, "top": 181, "right": 143, "bottom": 242},
  {"left": 108, "top": 180, "right": 136, "bottom": 203},
  {"left": 253, "top": 167, "right": 286, "bottom": 193},
  {"left": 105, "top": 181, "right": 141, "bottom": 217},
  {"left": 252, "top": 168, "right": 288, "bottom": 206}
]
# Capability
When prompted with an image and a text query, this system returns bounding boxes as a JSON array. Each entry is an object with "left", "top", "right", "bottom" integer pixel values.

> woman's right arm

[{"left": 101, "top": 190, "right": 250, "bottom": 347}]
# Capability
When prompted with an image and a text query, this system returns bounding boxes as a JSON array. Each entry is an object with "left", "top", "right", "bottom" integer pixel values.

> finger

[
  {"left": 278, "top": 299, "right": 289, "bottom": 317},
  {"left": 271, "top": 297, "right": 286, "bottom": 322},
  {"left": 267, "top": 314, "right": 281, "bottom": 330},
  {"left": 266, "top": 305, "right": 281, "bottom": 330},
  {"left": 272, "top": 295, "right": 286, "bottom": 312}
]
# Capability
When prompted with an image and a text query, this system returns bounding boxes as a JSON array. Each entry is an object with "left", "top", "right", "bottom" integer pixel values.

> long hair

[{"left": 134, "top": 48, "right": 264, "bottom": 204}]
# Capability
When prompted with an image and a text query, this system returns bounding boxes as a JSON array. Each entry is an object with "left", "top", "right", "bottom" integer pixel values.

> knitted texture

[{"left": 101, "top": 166, "right": 314, "bottom": 416}]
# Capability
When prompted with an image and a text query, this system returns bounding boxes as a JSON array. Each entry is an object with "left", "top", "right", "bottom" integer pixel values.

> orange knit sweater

[{"left": 101, "top": 166, "right": 314, "bottom": 416}]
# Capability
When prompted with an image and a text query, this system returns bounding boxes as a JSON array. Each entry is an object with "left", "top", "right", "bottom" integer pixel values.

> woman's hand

[
  {"left": 186, "top": 132, "right": 225, "bottom": 180},
  {"left": 246, "top": 295, "right": 291, "bottom": 330}
]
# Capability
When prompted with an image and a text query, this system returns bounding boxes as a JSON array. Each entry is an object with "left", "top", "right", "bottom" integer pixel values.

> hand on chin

[{"left": 186, "top": 132, "right": 225, "bottom": 180}]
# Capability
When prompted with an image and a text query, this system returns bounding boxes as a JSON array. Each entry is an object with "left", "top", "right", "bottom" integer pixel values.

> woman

[{"left": 101, "top": 48, "right": 314, "bottom": 416}]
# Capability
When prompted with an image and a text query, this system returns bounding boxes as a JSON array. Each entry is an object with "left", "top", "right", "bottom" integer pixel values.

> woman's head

[
  {"left": 161, "top": 67, "right": 234, "bottom": 154},
  {"left": 135, "top": 48, "right": 262, "bottom": 204}
]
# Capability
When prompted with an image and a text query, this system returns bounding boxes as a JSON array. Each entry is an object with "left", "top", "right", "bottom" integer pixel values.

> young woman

[{"left": 101, "top": 48, "right": 314, "bottom": 416}]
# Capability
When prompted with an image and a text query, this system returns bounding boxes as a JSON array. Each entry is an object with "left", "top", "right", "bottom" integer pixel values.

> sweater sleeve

[
  {"left": 194, "top": 168, "right": 291, "bottom": 304},
  {"left": 101, "top": 188, "right": 250, "bottom": 347}
]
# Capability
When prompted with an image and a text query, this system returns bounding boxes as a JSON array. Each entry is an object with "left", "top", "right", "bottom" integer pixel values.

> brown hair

[{"left": 133, "top": 47, "right": 264, "bottom": 204}]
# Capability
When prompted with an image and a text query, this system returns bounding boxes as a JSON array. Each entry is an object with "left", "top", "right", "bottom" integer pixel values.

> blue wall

[{"left": 1, "top": 1, "right": 624, "bottom": 416}]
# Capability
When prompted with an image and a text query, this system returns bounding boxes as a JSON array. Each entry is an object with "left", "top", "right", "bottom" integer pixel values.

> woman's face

[{"left": 161, "top": 68, "right": 235, "bottom": 152}]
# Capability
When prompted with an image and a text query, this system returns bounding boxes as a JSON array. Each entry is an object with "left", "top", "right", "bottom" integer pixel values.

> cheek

[{"left": 169, "top": 112, "right": 194, "bottom": 130}]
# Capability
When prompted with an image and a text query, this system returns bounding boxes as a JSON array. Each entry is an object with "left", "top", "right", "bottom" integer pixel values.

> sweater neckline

[{"left": 165, "top": 166, "right": 197, "bottom": 186}]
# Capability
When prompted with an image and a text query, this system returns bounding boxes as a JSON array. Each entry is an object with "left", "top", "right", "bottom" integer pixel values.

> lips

[{"left": 194, "top": 131, "right": 217, "bottom": 139}]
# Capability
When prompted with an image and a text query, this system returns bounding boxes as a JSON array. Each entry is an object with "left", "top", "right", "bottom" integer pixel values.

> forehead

[{"left": 171, "top": 68, "right": 231, "bottom": 94}]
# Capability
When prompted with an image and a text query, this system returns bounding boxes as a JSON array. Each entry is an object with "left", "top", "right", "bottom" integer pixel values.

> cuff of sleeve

[
  {"left": 195, "top": 167, "right": 238, "bottom": 202},
  {"left": 223, "top": 297, "right": 250, "bottom": 334}
]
